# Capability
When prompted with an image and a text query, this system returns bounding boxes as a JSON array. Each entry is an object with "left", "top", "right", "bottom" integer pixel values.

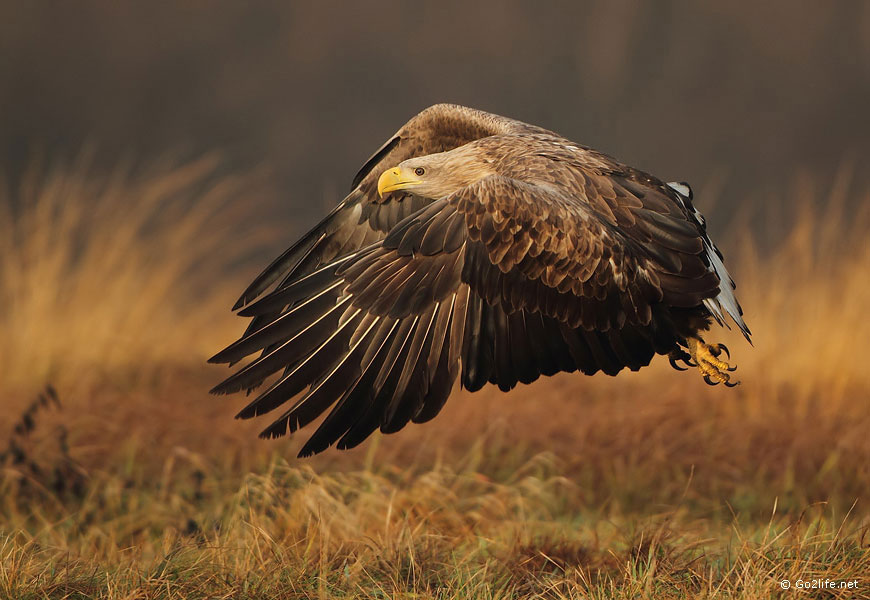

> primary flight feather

[{"left": 210, "top": 104, "right": 751, "bottom": 457}]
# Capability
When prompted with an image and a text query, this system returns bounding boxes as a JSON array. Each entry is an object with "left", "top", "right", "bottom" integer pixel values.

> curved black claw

[
  {"left": 686, "top": 359, "right": 697, "bottom": 367},
  {"left": 726, "top": 364, "right": 738, "bottom": 372},
  {"left": 724, "top": 379, "right": 741, "bottom": 387},
  {"left": 702, "top": 374, "right": 720, "bottom": 386},
  {"left": 669, "top": 356, "right": 688, "bottom": 371},
  {"left": 715, "top": 343, "right": 731, "bottom": 359}
]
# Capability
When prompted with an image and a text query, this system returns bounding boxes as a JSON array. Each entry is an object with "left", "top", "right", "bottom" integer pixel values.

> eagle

[{"left": 210, "top": 104, "right": 751, "bottom": 457}]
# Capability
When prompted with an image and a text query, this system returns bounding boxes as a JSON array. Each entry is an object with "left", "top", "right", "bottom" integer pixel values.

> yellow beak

[{"left": 377, "top": 167, "right": 422, "bottom": 198}]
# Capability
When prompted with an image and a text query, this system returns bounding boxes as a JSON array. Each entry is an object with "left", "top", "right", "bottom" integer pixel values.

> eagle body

[{"left": 211, "top": 104, "right": 751, "bottom": 456}]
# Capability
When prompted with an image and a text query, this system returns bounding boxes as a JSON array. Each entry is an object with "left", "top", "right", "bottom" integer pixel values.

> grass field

[{"left": 1, "top": 160, "right": 868, "bottom": 599}]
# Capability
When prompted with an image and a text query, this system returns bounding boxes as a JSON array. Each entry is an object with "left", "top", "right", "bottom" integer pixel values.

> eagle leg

[{"left": 686, "top": 337, "right": 740, "bottom": 387}]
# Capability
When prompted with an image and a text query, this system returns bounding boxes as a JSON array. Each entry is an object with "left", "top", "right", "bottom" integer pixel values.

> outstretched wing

[
  {"left": 227, "top": 105, "right": 550, "bottom": 364},
  {"left": 210, "top": 169, "right": 727, "bottom": 456}
]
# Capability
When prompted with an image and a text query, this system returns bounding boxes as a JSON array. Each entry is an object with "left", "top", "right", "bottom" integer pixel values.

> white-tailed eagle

[{"left": 210, "top": 104, "right": 751, "bottom": 456}]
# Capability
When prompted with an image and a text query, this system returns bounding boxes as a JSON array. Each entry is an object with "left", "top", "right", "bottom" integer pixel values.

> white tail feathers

[{"left": 667, "top": 182, "right": 751, "bottom": 342}]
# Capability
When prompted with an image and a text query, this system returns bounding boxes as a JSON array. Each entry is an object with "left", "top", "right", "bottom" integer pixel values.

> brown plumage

[{"left": 210, "top": 104, "right": 751, "bottom": 457}]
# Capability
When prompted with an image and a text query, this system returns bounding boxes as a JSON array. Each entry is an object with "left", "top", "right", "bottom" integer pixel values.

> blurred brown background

[{"left": 1, "top": 0, "right": 868, "bottom": 238}]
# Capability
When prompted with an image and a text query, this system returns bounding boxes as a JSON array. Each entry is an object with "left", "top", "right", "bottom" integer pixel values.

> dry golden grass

[
  {"left": 0, "top": 152, "right": 277, "bottom": 391},
  {"left": 0, "top": 160, "right": 868, "bottom": 598}
]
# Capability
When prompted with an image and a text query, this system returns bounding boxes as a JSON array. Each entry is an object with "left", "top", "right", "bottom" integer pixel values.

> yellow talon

[{"left": 687, "top": 337, "right": 739, "bottom": 387}]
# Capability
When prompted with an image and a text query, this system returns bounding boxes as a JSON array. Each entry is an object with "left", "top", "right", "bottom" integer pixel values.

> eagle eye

[{"left": 414, "top": 167, "right": 425, "bottom": 176}]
